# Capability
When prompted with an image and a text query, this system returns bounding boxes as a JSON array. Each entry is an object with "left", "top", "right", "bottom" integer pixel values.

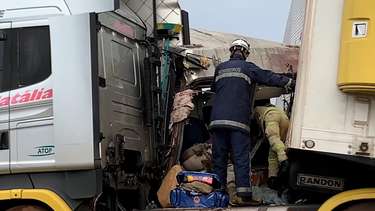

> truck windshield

[{"left": 0, "top": 26, "right": 51, "bottom": 92}]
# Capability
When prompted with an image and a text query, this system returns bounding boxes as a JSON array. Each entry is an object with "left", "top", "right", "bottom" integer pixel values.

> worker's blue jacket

[{"left": 209, "top": 55, "right": 291, "bottom": 134}]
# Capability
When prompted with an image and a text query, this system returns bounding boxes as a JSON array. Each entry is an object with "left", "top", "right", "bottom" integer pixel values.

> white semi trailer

[{"left": 286, "top": 0, "right": 375, "bottom": 210}]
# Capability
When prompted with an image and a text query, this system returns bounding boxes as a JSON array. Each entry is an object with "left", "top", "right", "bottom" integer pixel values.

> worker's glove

[{"left": 284, "top": 79, "right": 296, "bottom": 93}]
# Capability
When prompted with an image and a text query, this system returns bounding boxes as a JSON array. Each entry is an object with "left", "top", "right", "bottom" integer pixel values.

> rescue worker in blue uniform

[{"left": 209, "top": 39, "right": 295, "bottom": 204}]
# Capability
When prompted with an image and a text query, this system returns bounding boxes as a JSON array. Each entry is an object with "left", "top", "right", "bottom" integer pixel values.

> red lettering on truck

[{"left": 0, "top": 88, "right": 53, "bottom": 107}]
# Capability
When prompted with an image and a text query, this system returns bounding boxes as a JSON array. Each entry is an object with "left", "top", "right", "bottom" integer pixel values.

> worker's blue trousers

[{"left": 212, "top": 128, "right": 252, "bottom": 197}]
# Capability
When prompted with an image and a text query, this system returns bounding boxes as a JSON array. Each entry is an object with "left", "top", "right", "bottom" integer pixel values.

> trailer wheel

[
  {"left": 6, "top": 205, "right": 49, "bottom": 211},
  {"left": 336, "top": 200, "right": 375, "bottom": 211},
  {"left": 319, "top": 189, "right": 375, "bottom": 211}
]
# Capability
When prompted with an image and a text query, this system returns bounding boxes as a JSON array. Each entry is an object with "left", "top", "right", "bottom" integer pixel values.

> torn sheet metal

[
  {"left": 181, "top": 47, "right": 299, "bottom": 86},
  {"left": 173, "top": 47, "right": 298, "bottom": 100},
  {"left": 175, "top": 29, "right": 299, "bottom": 97}
]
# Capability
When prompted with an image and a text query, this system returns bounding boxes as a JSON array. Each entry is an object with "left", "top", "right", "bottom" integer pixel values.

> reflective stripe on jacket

[{"left": 209, "top": 55, "right": 291, "bottom": 134}]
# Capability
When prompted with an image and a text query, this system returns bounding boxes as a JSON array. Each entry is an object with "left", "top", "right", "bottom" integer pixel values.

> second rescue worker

[{"left": 209, "top": 39, "right": 295, "bottom": 204}]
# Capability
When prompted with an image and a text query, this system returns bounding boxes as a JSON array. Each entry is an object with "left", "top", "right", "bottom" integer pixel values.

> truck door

[
  {"left": 0, "top": 23, "right": 11, "bottom": 174},
  {"left": 100, "top": 29, "right": 147, "bottom": 153},
  {"left": 8, "top": 25, "right": 54, "bottom": 172}
]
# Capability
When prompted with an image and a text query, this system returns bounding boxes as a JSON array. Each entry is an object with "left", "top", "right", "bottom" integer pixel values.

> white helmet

[{"left": 230, "top": 39, "right": 250, "bottom": 54}]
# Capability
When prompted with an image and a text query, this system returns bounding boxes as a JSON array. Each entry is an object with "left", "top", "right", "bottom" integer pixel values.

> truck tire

[
  {"left": 6, "top": 205, "right": 49, "bottom": 211},
  {"left": 338, "top": 201, "right": 375, "bottom": 211}
]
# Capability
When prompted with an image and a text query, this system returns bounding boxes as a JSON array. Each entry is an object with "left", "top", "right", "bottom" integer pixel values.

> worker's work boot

[
  {"left": 230, "top": 194, "right": 262, "bottom": 206},
  {"left": 227, "top": 182, "right": 261, "bottom": 206},
  {"left": 267, "top": 176, "right": 281, "bottom": 190},
  {"left": 278, "top": 160, "right": 290, "bottom": 182},
  {"left": 275, "top": 160, "right": 290, "bottom": 197}
]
